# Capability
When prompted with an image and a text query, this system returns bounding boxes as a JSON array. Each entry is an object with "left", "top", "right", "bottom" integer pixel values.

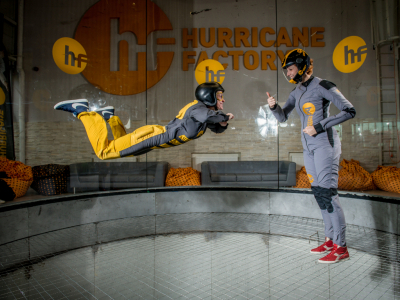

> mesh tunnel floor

[{"left": 1, "top": 230, "right": 399, "bottom": 300}]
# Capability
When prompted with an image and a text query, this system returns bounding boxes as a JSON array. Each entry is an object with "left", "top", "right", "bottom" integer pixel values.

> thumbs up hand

[{"left": 266, "top": 92, "right": 276, "bottom": 108}]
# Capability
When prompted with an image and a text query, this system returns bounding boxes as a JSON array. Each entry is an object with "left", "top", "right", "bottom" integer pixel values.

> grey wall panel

[
  {"left": 97, "top": 216, "right": 156, "bottom": 244},
  {"left": 270, "top": 192, "right": 322, "bottom": 220},
  {"left": 0, "top": 208, "right": 29, "bottom": 244},
  {"left": 27, "top": 193, "right": 155, "bottom": 236},
  {"left": 341, "top": 198, "right": 399, "bottom": 235},
  {"left": 155, "top": 191, "right": 270, "bottom": 214},
  {"left": 0, "top": 191, "right": 398, "bottom": 254},
  {"left": 156, "top": 213, "right": 269, "bottom": 235},
  {"left": 29, "top": 223, "right": 97, "bottom": 259}
]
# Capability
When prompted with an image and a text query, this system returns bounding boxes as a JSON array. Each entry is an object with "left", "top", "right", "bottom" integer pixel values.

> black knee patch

[
  {"left": 311, "top": 186, "right": 319, "bottom": 196},
  {"left": 312, "top": 186, "right": 327, "bottom": 210},
  {"left": 318, "top": 187, "right": 334, "bottom": 213}
]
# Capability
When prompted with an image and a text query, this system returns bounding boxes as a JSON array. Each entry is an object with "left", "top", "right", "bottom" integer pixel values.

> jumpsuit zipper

[{"left": 297, "top": 86, "right": 310, "bottom": 152}]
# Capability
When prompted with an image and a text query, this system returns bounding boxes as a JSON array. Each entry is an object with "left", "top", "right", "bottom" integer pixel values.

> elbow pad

[{"left": 344, "top": 107, "right": 356, "bottom": 118}]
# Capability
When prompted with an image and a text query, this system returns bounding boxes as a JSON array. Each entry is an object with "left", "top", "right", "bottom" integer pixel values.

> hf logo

[
  {"left": 52, "top": 37, "right": 88, "bottom": 74},
  {"left": 74, "top": 0, "right": 175, "bottom": 96},
  {"left": 302, "top": 102, "right": 315, "bottom": 127},
  {"left": 195, "top": 59, "right": 226, "bottom": 85},
  {"left": 333, "top": 36, "right": 367, "bottom": 73},
  {"left": 307, "top": 174, "right": 314, "bottom": 183}
]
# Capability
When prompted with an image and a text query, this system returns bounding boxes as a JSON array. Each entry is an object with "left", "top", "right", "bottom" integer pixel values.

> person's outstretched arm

[
  {"left": 191, "top": 106, "right": 234, "bottom": 134},
  {"left": 207, "top": 112, "right": 234, "bottom": 133},
  {"left": 267, "top": 91, "right": 296, "bottom": 123},
  {"left": 191, "top": 105, "right": 230, "bottom": 123}
]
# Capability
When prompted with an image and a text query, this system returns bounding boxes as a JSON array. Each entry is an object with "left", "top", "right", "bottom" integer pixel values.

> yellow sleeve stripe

[
  {"left": 159, "top": 143, "right": 173, "bottom": 148},
  {"left": 169, "top": 139, "right": 182, "bottom": 146},
  {"left": 179, "top": 135, "right": 192, "bottom": 142},
  {"left": 196, "top": 130, "right": 204, "bottom": 137},
  {"left": 175, "top": 100, "right": 198, "bottom": 119}
]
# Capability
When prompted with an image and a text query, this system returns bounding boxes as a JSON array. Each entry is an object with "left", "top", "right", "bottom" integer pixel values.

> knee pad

[
  {"left": 311, "top": 186, "right": 319, "bottom": 196},
  {"left": 311, "top": 186, "right": 327, "bottom": 210},
  {"left": 318, "top": 187, "right": 336, "bottom": 213}
]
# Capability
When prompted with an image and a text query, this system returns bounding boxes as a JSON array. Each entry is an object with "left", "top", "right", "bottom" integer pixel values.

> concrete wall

[{"left": 1, "top": 190, "right": 398, "bottom": 260}]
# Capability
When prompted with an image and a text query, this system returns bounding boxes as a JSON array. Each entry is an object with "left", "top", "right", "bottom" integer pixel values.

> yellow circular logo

[
  {"left": 0, "top": 88, "right": 5, "bottom": 105},
  {"left": 302, "top": 103, "right": 315, "bottom": 115},
  {"left": 52, "top": 37, "right": 88, "bottom": 74},
  {"left": 195, "top": 59, "right": 225, "bottom": 85},
  {"left": 333, "top": 36, "right": 367, "bottom": 73},
  {"left": 307, "top": 174, "right": 314, "bottom": 183}
]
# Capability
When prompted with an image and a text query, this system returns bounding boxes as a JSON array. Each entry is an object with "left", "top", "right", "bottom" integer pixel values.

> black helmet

[
  {"left": 195, "top": 82, "right": 224, "bottom": 107},
  {"left": 281, "top": 49, "right": 311, "bottom": 84}
]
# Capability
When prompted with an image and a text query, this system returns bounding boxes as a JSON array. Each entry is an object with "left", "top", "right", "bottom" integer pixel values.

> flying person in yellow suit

[{"left": 54, "top": 82, "right": 234, "bottom": 160}]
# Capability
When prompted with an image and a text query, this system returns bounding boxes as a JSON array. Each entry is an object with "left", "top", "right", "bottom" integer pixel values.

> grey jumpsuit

[{"left": 270, "top": 76, "right": 356, "bottom": 246}]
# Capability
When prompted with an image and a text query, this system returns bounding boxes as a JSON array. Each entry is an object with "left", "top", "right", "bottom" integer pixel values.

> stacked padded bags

[
  {"left": 165, "top": 167, "right": 201, "bottom": 186},
  {"left": 31, "top": 164, "right": 70, "bottom": 196},
  {"left": 0, "top": 157, "right": 33, "bottom": 201}
]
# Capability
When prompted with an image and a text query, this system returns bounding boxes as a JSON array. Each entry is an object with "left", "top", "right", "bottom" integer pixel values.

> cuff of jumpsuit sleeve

[
  {"left": 314, "top": 123, "right": 325, "bottom": 135},
  {"left": 270, "top": 104, "right": 278, "bottom": 111}
]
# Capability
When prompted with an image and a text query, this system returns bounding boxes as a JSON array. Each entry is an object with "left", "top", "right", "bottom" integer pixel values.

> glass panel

[
  {"left": 145, "top": 0, "right": 280, "bottom": 189},
  {"left": 275, "top": 0, "right": 398, "bottom": 190},
  {"left": 1, "top": 0, "right": 398, "bottom": 197}
]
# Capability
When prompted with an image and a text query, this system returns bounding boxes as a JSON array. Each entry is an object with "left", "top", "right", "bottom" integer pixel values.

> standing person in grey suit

[{"left": 266, "top": 49, "right": 356, "bottom": 264}]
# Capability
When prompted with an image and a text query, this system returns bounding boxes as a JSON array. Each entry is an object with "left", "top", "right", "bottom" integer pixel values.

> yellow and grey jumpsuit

[{"left": 78, "top": 100, "right": 229, "bottom": 160}]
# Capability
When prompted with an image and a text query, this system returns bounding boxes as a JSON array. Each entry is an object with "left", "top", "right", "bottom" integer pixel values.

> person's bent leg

[
  {"left": 304, "top": 150, "right": 334, "bottom": 254},
  {"left": 314, "top": 145, "right": 345, "bottom": 247},
  {"left": 310, "top": 186, "right": 334, "bottom": 254},
  {"left": 304, "top": 150, "right": 332, "bottom": 239},
  {"left": 317, "top": 187, "right": 346, "bottom": 246},
  {"left": 78, "top": 112, "right": 131, "bottom": 160},
  {"left": 314, "top": 145, "right": 349, "bottom": 263},
  {"left": 331, "top": 190, "right": 346, "bottom": 246},
  {"left": 108, "top": 116, "right": 127, "bottom": 139}
]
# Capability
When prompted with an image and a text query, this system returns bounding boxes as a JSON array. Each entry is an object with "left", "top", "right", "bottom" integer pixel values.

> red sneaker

[
  {"left": 310, "top": 239, "right": 333, "bottom": 254},
  {"left": 318, "top": 244, "right": 350, "bottom": 264}
]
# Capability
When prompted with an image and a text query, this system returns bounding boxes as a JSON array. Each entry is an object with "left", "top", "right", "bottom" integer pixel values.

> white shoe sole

[
  {"left": 310, "top": 249, "right": 332, "bottom": 254},
  {"left": 310, "top": 246, "right": 333, "bottom": 254},
  {"left": 318, "top": 257, "right": 350, "bottom": 264},
  {"left": 95, "top": 106, "right": 114, "bottom": 112},
  {"left": 54, "top": 99, "right": 88, "bottom": 109}
]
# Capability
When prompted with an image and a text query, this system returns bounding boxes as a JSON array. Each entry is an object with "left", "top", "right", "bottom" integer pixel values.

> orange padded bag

[
  {"left": 338, "top": 159, "right": 376, "bottom": 191},
  {"left": 371, "top": 165, "right": 400, "bottom": 194},
  {"left": 0, "top": 157, "right": 33, "bottom": 199},
  {"left": 294, "top": 166, "right": 311, "bottom": 188},
  {"left": 165, "top": 167, "right": 201, "bottom": 186}
]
